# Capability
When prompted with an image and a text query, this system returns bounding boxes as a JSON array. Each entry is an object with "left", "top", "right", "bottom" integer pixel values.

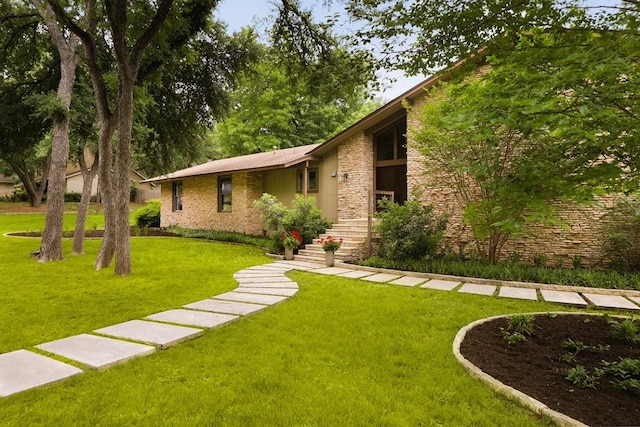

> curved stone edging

[{"left": 452, "top": 313, "right": 589, "bottom": 427}]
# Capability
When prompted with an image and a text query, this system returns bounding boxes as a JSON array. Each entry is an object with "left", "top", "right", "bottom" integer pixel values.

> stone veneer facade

[
  {"left": 160, "top": 171, "right": 264, "bottom": 235},
  {"left": 406, "top": 96, "right": 613, "bottom": 267},
  {"left": 337, "top": 133, "right": 374, "bottom": 220}
]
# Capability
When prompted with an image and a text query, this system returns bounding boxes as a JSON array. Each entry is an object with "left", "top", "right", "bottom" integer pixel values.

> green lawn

[{"left": 0, "top": 212, "right": 567, "bottom": 426}]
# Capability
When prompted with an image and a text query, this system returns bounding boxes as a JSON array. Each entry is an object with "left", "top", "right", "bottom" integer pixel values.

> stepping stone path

[{"left": 2, "top": 259, "right": 639, "bottom": 398}]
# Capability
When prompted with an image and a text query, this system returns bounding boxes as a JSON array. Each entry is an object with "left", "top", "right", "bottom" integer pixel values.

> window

[
  {"left": 297, "top": 168, "right": 319, "bottom": 193},
  {"left": 218, "top": 176, "right": 232, "bottom": 212},
  {"left": 375, "top": 119, "right": 407, "bottom": 163},
  {"left": 172, "top": 181, "right": 182, "bottom": 212}
]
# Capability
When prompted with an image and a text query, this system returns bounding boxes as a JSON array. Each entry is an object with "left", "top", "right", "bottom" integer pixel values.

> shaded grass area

[
  {"left": 362, "top": 256, "right": 640, "bottom": 290},
  {"left": 0, "top": 213, "right": 269, "bottom": 353},
  {"left": 0, "top": 270, "right": 562, "bottom": 426}
]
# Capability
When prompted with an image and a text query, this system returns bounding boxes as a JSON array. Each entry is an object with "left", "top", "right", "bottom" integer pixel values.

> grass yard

[{"left": 0, "top": 210, "right": 569, "bottom": 426}]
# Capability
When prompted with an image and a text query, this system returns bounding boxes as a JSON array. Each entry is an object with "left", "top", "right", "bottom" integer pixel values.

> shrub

[
  {"left": 133, "top": 199, "right": 161, "bottom": 228},
  {"left": 64, "top": 192, "right": 82, "bottom": 202},
  {"left": 254, "top": 193, "right": 332, "bottom": 249},
  {"left": 602, "top": 196, "right": 640, "bottom": 272},
  {"left": 374, "top": 198, "right": 446, "bottom": 261}
]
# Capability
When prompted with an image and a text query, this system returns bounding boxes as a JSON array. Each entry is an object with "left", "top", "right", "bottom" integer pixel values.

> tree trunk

[
  {"left": 94, "top": 119, "right": 117, "bottom": 270},
  {"left": 11, "top": 153, "right": 50, "bottom": 208},
  {"left": 113, "top": 73, "right": 135, "bottom": 275},
  {"left": 72, "top": 146, "right": 98, "bottom": 255},
  {"left": 35, "top": 0, "right": 80, "bottom": 262}
]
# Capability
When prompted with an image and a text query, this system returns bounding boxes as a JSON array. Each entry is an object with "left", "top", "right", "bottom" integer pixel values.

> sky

[{"left": 214, "top": 0, "right": 427, "bottom": 101}]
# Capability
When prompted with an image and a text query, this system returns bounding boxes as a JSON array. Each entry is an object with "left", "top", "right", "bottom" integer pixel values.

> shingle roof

[
  {"left": 0, "top": 175, "right": 13, "bottom": 184},
  {"left": 143, "top": 143, "right": 321, "bottom": 183}
]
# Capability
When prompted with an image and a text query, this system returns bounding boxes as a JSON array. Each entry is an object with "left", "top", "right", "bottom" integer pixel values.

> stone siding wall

[
  {"left": 407, "top": 96, "right": 613, "bottom": 267},
  {"left": 160, "top": 171, "right": 264, "bottom": 235},
  {"left": 337, "top": 133, "right": 373, "bottom": 220}
]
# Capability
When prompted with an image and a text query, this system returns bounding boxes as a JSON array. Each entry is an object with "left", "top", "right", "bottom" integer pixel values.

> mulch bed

[
  {"left": 9, "top": 227, "right": 179, "bottom": 238},
  {"left": 460, "top": 313, "right": 640, "bottom": 426}
]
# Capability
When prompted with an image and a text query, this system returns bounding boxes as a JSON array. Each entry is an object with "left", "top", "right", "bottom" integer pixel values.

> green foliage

[
  {"left": 598, "top": 358, "right": 640, "bottom": 396},
  {"left": 501, "top": 314, "right": 534, "bottom": 345},
  {"left": 133, "top": 199, "right": 161, "bottom": 228},
  {"left": 212, "top": 49, "right": 379, "bottom": 157},
  {"left": 359, "top": 256, "right": 640, "bottom": 291},
  {"left": 168, "top": 227, "right": 271, "bottom": 249},
  {"left": 63, "top": 192, "right": 82, "bottom": 203},
  {"left": 602, "top": 196, "right": 640, "bottom": 272},
  {"left": 609, "top": 318, "right": 640, "bottom": 344},
  {"left": 254, "top": 193, "right": 332, "bottom": 246},
  {"left": 374, "top": 199, "right": 446, "bottom": 261},
  {"left": 566, "top": 365, "right": 600, "bottom": 389}
]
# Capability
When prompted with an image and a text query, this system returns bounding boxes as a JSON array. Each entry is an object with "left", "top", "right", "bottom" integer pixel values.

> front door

[{"left": 374, "top": 117, "right": 407, "bottom": 208}]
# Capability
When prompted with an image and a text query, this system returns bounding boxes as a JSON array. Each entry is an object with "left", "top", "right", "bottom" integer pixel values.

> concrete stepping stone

[
  {"left": 184, "top": 299, "right": 268, "bottom": 316},
  {"left": 582, "top": 293, "right": 640, "bottom": 310},
  {"left": 362, "top": 273, "right": 402, "bottom": 283},
  {"left": 630, "top": 296, "right": 640, "bottom": 306},
  {"left": 0, "top": 350, "right": 82, "bottom": 397},
  {"left": 146, "top": 309, "right": 239, "bottom": 329},
  {"left": 237, "top": 281, "right": 298, "bottom": 289},
  {"left": 420, "top": 279, "right": 460, "bottom": 291},
  {"left": 390, "top": 276, "right": 428, "bottom": 287},
  {"left": 235, "top": 276, "right": 294, "bottom": 284},
  {"left": 498, "top": 287, "right": 538, "bottom": 301},
  {"left": 231, "top": 287, "right": 298, "bottom": 297},
  {"left": 458, "top": 283, "right": 496, "bottom": 296},
  {"left": 539, "top": 290, "right": 587, "bottom": 306},
  {"left": 233, "top": 272, "right": 288, "bottom": 278},
  {"left": 95, "top": 320, "right": 203, "bottom": 349},
  {"left": 246, "top": 265, "right": 292, "bottom": 272},
  {"left": 338, "top": 270, "right": 376, "bottom": 279},
  {"left": 36, "top": 334, "right": 155, "bottom": 370},
  {"left": 214, "top": 291, "right": 288, "bottom": 305},
  {"left": 313, "top": 267, "right": 354, "bottom": 275}
]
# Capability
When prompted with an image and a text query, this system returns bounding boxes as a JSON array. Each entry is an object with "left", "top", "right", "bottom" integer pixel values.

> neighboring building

[
  {"left": 0, "top": 175, "right": 14, "bottom": 198},
  {"left": 64, "top": 169, "right": 159, "bottom": 203},
  {"left": 145, "top": 72, "right": 613, "bottom": 266}
]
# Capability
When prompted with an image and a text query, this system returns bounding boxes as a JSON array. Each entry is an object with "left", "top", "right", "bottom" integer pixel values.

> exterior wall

[
  {"left": 407, "top": 95, "right": 613, "bottom": 267},
  {"left": 0, "top": 182, "right": 14, "bottom": 198},
  {"left": 160, "top": 171, "right": 264, "bottom": 235},
  {"left": 337, "top": 132, "right": 374, "bottom": 220},
  {"left": 316, "top": 150, "right": 338, "bottom": 221}
]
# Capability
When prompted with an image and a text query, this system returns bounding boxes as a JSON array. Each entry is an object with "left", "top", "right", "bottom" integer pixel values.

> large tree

[
  {"left": 31, "top": 0, "right": 82, "bottom": 262},
  {"left": 414, "top": 26, "right": 639, "bottom": 263},
  {"left": 0, "top": 0, "right": 57, "bottom": 207},
  {"left": 212, "top": 45, "right": 379, "bottom": 157}
]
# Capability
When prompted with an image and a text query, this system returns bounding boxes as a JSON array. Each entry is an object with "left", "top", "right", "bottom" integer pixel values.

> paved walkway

[{"left": 1, "top": 260, "right": 639, "bottom": 398}]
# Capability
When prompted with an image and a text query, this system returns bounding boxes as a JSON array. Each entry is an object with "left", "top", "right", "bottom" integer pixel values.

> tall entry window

[
  {"left": 172, "top": 181, "right": 183, "bottom": 212},
  {"left": 218, "top": 176, "right": 232, "bottom": 212},
  {"left": 297, "top": 168, "right": 318, "bottom": 193},
  {"left": 374, "top": 118, "right": 407, "bottom": 207}
]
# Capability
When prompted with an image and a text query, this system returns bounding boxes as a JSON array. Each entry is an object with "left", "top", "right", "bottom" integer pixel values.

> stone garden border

[{"left": 452, "top": 312, "right": 592, "bottom": 427}]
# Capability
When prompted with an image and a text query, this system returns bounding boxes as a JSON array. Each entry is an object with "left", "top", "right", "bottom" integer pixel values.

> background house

[{"left": 0, "top": 175, "right": 14, "bottom": 198}]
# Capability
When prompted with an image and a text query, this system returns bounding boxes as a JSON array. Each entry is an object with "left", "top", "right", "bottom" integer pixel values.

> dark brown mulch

[
  {"left": 460, "top": 313, "right": 640, "bottom": 426},
  {"left": 9, "top": 227, "right": 179, "bottom": 238}
]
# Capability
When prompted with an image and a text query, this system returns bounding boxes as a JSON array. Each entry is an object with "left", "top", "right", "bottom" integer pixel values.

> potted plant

[
  {"left": 317, "top": 235, "right": 343, "bottom": 266},
  {"left": 281, "top": 230, "right": 302, "bottom": 260}
]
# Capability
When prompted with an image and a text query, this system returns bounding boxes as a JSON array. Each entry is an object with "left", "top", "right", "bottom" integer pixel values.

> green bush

[
  {"left": 64, "top": 192, "right": 82, "bottom": 202},
  {"left": 374, "top": 198, "right": 446, "bottom": 261},
  {"left": 133, "top": 199, "right": 161, "bottom": 228},
  {"left": 168, "top": 227, "right": 271, "bottom": 248},
  {"left": 254, "top": 193, "right": 332, "bottom": 248}
]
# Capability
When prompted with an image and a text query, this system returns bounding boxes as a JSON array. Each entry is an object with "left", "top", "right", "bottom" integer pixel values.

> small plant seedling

[
  {"left": 566, "top": 365, "right": 601, "bottom": 389},
  {"left": 562, "top": 338, "right": 589, "bottom": 353},
  {"left": 609, "top": 318, "right": 640, "bottom": 344},
  {"left": 547, "top": 312, "right": 558, "bottom": 319},
  {"left": 501, "top": 314, "right": 535, "bottom": 345},
  {"left": 560, "top": 352, "right": 577, "bottom": 364}
]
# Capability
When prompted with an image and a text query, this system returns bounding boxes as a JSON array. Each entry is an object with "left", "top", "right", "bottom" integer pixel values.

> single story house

[
  {"left": 65, "top": 169, "right": 159, "bottom": 203},
  {"left": 145, "top": 69, "right": 613, "bottom": 266},
  {"left": 0, "top": 175, "right": 14, "bottom": 198}
]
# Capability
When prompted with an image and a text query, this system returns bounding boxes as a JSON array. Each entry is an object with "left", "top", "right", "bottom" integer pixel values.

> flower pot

[
  {"left": 284, "top": 247, "right": 294, "bottom": 260},
  {"left": 325, "top": 250, "right": 334, "bottom": 267}
]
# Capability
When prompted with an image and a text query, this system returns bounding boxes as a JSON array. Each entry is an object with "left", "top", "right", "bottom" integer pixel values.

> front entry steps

[{"left": 295, "top": 219, "right": 377, "bottom": 264}]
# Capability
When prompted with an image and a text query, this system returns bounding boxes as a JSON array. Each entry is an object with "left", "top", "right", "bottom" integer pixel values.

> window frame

[
  {"left": 172, "top": 181, "right": 183, "bottom": 212},
  {"left": 297, "top": 167, "right": 319, "bottom": 193},
  {"left": 218, "top": 176, "right": 232, "bottom": 212}
]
